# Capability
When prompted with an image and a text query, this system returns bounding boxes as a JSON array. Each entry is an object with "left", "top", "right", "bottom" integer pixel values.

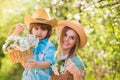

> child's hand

[
  {"left": 15, "top": 23, "right": 25, "bottom": 33},
  {"left": 21, "top": 60, "right": 27, "bottom": 68},
  {"left": 11, "top": 23, "right": 25, "bottom": 36},
  {"left": 27, "top": 59, "right": 38, "bottom": 69}
]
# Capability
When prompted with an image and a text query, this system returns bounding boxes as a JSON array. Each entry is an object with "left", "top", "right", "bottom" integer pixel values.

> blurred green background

[{"left": 0, "top": 0, "right": 120, "bottom": 80}]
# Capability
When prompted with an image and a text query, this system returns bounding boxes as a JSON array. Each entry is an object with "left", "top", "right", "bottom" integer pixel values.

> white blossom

[
  {"left": 60, "top": 64, "right": 66, "bottom": 74},
  {"left": 28, "top": 34, "right": 39, "bottom": 47},
  {"left": 2, "top": 34, "right": 38, "bottom": 54},
  {"left": 52, "top": 64, "right": 60, "bottom": 75},
  {"left": 52, "top": 60, "right": 66, "bottom": 76}
]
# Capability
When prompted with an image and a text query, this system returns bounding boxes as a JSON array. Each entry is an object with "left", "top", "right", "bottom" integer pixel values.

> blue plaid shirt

[{"left": 22, "top": 38, "right": 56, "bottom": 80}]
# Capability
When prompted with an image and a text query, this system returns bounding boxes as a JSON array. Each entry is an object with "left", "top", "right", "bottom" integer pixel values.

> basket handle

[
  {"left": 9, "top": 23, "right": 33, "bottom": 59},
  {"left": 8, "top": 23, "right": 29, "bottom": 37}
]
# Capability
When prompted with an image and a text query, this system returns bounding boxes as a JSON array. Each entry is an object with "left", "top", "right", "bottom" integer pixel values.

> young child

[{"left": 20, "top": 8, "right": 58, "bottom": 80}]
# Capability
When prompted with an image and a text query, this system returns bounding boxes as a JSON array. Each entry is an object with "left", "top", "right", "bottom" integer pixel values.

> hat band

[{"left": 35, "top": 18, "right": 48, "bottom": 21}]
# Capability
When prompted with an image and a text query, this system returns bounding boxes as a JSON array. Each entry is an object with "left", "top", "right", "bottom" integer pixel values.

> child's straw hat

[{"left": 24, "top": 8, "right": 58, "bottom": 28}]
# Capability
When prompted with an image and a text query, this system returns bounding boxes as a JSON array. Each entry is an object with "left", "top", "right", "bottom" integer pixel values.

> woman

[{"left": 52, "top": 20, "right": 87, "bottom": 80}]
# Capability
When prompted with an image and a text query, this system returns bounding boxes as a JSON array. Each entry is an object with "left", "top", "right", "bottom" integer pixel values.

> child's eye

[
  {"left": 42, "top": 29, "right": 46, "bottom": 31},
  {"left": 34, "top": 27, "right": 39, "bottom": 30}
]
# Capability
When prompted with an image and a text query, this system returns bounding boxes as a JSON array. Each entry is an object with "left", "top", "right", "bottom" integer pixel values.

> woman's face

[
  {"left": 32, "top": 26, "right": 48, "bottom": 40},
  {"left": 62, "top": 29, "right": 77, "bottom": 51}
]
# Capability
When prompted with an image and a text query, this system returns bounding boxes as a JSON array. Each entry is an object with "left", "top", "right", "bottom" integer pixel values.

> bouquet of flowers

[
  {"left": 2, "top": 34, "right": 39, "bottom": 63},
  {"left": 52, "top": 55, "right": 73, "bottom": 80},
  {"left": 52, "top": 59, "right": 66, "bottom": 76}
]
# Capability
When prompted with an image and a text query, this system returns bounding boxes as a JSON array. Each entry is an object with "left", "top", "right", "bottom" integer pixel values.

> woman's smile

[{"left": 62, "top": 29, "right": 77, "bottom": 50}]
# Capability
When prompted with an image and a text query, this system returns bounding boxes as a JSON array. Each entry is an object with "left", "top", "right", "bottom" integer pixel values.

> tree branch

[{"left": 99, "top": 1, "right": 120, "bottom": 8}]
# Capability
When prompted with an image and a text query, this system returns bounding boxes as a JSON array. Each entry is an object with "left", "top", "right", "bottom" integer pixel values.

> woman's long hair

[{"left": 56, "top": 26, "right": 80, "bottom": 59}]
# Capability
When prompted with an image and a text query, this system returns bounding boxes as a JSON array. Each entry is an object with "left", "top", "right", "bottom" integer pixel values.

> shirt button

[{"left": 35, "top": 71, "right": 38, "bottom": 74}]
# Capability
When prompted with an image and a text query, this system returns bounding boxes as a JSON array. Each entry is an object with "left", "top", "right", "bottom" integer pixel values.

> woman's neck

[{"left": 61, "top": 49, "right": 70, "bottom": 56}]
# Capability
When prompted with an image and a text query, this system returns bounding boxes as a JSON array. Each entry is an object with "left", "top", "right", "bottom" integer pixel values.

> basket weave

[
  {"left": 7, "top": 24, "right": 33, "bottom": 63},
  {"left": 52, "top": 71, "right": 73, "bottom": 80},
  {"left": 9, "top": 47, "right": 33, "bottom": 63}
]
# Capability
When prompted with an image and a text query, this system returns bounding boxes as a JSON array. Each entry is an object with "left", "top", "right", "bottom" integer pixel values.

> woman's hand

[
  {"left": 66, "top": 59, "right": 82, "bottom": 80},
  {"left": 66, "top": 59, "right": 78, "bottom": 74}
]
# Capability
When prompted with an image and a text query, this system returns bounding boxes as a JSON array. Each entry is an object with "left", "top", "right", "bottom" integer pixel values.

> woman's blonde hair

[{"left": 56, "top": 26, "right": 80, "bottom": 59}]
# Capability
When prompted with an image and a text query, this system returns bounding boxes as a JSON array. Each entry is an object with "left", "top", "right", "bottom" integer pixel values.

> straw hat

[
  {"left": 57, "top": 20, "right": 87, "bottom": 48},
  {"left": 24, "top": 8, "right": 58, "bottom": 28}
]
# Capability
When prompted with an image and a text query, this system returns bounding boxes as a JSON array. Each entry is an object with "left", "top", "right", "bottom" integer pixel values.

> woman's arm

[{"left": 73, "top": 69, "right": 83, "bottom": 80}]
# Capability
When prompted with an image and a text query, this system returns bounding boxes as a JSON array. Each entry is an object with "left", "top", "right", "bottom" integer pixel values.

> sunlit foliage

[{"left": 0, "top": 0, "right": 120, "bottom": 80}]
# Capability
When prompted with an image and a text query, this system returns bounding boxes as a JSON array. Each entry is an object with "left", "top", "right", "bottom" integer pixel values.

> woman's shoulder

[{"left": 71, "top": 55, "right": 84, "bottom": 69}]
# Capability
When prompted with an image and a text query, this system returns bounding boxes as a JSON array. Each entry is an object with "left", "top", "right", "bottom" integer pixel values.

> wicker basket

[
  {"left": 6, "top": 24, "right": 34, "bottom": 64},
  {"left": 52, "top": 71, "right": 73, "bottom": 80},
  {"left": 9, "top": 47, "right": 33, "bottom": 63}
]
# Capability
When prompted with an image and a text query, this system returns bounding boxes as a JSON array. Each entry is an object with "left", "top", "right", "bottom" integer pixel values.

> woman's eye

[
  {"left": 70, "top": 36, "right": 74, "bottom": 40},
  {"left": 64, "top": 33, "right": 67, "bottom": 37}
]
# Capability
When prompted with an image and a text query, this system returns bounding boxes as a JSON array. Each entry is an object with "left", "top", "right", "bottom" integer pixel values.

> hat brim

[
  {"left": 56, "top": 20, "right": 87, "bottom": 48},
  {"left": 24, "top": 14, "right": 58, "bottom": 28}
]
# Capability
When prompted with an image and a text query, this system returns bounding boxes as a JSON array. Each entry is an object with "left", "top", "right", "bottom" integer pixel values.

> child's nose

[{"left": 38, "top": 29, "right": 42, "bottom": 34}]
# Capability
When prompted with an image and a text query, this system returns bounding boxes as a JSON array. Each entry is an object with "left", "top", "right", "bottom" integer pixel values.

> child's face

[{"left": 32, "top": 26, "right": 48, "bottom": 40}]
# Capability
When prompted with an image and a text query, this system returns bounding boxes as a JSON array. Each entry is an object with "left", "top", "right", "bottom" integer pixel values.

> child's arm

[
  {"left": 26, "top": 60, "right": 51, "bottom": 69},
  {"left": 11, "top": 23, "right": 24, "bottom": 36},
  {"left": 26, "top": 43, "right": 56, "bottom": 69}
]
